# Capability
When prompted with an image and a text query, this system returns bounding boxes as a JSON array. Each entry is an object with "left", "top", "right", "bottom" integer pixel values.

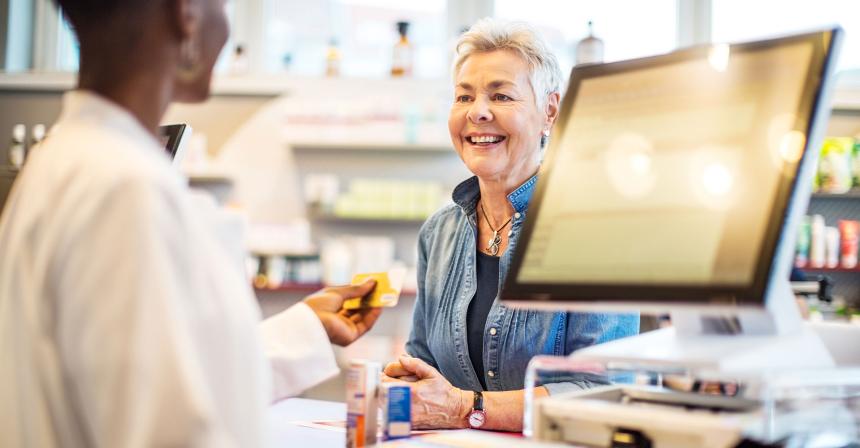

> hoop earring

[{"left": 178, "top": 37, "right": 203, "bottom": 82}]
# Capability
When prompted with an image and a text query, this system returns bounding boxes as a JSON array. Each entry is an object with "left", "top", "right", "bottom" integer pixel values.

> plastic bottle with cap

[
  {"left": 8, "top": 124, "right": 26, "bottom": 168},
  {"left": 31, "top": 124, "right": 46, "bottom": 146},
  {"left": 391, "top": 21, "right": 413, "bottom": 77},
  {"left": 325, "top": 38, "right": 341, "bottom": 77},
  {"left": 574, "top": 21, "right": 604, "bottom": 66}
]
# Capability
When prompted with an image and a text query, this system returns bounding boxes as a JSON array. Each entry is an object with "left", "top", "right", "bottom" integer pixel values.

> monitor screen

[{"left": 502, "top": 29, "right": 840, "bottom": 308}]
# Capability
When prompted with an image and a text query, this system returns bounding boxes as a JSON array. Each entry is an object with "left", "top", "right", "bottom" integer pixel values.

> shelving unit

[
  {"left": 308, "top": 213, "right": 428, "bottom": 225},
  {"left": 811, "top": 190, "right": 860, "bottom": 200},
  {"left": 291, "top": 142, "right": 453, "bottom": 154},
  {"left": 803, "top": 188, "right": 860, "bottom": 307},
  {"left": 254, "top": 283, "right": 418, "bottom": 296},
  {"left": 255, "top": 282, "right": 325, "bottom": 294},
  {"left": 290, "top": 141, "right": 469, "bottom": 263},
  {"left": 801, "top": 266, "right": 860, "bottom": 274}
]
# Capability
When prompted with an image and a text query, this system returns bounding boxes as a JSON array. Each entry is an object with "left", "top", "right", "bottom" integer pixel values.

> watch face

[{"left": 468, "top": 410, "right": 486, "bottom": 428}]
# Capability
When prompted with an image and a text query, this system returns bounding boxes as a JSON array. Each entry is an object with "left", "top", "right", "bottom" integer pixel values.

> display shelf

[
  {"left": 309, "top": 212, "right": 428, "bottom": 225},
  {"left": 811, "top": 190, "right": 860, "bottom": 200},
  {"left": 799, "top": 266, "right": 860, "bottom": 274},
  {"left": 289, "top": 141, "right": 453, "bottom": 154},
  {"left": 254, "top": 282, "right": 325, "bottom": 293},
  {"left": 254, "top": 282, "right": 417, "bottom": 296},
  {"left": 188, "top": 174, "right": 233, "bottom": 185}
]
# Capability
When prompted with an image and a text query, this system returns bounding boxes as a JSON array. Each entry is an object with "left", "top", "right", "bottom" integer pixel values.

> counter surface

[{"left": 268, "top": 397, "right": 346, "bottom": 446}]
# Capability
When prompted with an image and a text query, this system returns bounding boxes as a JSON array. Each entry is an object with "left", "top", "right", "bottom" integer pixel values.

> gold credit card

[{"left": 343, "top": 267, "right": 407, "bottom": 310}]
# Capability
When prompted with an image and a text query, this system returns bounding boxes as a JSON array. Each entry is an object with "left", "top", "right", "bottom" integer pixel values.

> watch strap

[{"left": 472, "top": 390, "right": 484, "bottom": 412}]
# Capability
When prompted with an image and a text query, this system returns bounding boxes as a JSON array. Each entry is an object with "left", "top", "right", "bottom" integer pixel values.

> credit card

[{"left": 343, "top": 266, "right": 407, "bottom": 310}]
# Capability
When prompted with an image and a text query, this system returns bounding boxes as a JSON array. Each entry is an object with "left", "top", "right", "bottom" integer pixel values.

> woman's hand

[
  {"left": 382, "top": 355, "right": 471, "bottom": 429},
  {"left": 302, "top": 280, "right": 381, "bottom": 346}
]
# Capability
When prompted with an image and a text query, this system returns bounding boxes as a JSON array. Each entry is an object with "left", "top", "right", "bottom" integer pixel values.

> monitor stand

[{"left": 569, "top": 279, "right": 834, "bottom": 378}]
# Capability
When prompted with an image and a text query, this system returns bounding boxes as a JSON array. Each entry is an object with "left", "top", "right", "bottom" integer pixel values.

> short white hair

[{"left": 453, "top": 18, "right": 563, "bottom": 108}]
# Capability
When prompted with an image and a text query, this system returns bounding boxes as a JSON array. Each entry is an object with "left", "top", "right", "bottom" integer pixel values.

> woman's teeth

[{"left": 468, "top": 135, "right": 505, "bottom": 144}]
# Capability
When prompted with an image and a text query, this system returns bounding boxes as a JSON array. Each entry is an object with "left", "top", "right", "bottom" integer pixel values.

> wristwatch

[{"left": 467, "top": 391, "right": 487, "bottom": 429}]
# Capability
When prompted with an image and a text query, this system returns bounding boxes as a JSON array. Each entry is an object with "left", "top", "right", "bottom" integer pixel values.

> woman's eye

[
  {"left": 493, "top": 94, "right": 513, "bottom": 101},
  {"left": 456, "top": 95, "right": 473, "bottom": 103}
]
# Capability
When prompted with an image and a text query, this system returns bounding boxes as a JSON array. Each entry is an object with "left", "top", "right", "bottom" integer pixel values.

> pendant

[{"left": 487, "top": 231, "right": 501, "bottom": 256}]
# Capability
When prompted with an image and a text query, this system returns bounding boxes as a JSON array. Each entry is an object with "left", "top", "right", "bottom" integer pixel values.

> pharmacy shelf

[
  {"left": 811, "top": 190, "right": 860, "bottom": 200},
  {"left": 188, "top": 174, "right": 233, "bottom": 185},
  {"left": 800, "top": 266, "right": 860, "bottom": 274},
  {"left": 254, "top": 283, "right": 417, "bottom": 296},
  {"left": 309, "top": 212, "right": 428, "bottom": 225},
  {"left": 254, "top": 282, "right": 325, "bottom": 293},
  {"left": 289, "top": 142, "right": 453, "bottom": 154}
]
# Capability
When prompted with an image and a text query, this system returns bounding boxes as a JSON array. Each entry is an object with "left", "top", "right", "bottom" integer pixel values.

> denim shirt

[{"left": 406, "top": 175, "right": 639, "bottom": 393}]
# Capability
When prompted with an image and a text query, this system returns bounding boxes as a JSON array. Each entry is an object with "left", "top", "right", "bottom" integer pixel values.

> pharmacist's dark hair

[{"left": 52, "top": 0, "right": 151, "bottom": 36}]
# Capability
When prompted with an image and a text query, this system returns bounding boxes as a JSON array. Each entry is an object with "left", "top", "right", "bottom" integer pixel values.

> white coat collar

[{"left": 57, "top": 90, "right": 162, "bottom": 152}]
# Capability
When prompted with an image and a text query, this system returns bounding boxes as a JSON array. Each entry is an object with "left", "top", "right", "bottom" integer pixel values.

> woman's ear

[
  {"left": 169, "top": 0, "right": 202, "bottom": 40},
  {"left": 544, "top": 91, "right": 561, "bottom": 129}
]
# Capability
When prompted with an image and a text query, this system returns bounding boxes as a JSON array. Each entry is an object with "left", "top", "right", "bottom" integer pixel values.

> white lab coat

[{"left": 0, "top": 91, "right": 339, "bottom": 447}]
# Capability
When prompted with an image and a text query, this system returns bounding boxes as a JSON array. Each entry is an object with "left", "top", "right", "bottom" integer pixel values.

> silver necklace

[{"left": 479, "top": 202, "right": 512, "bottom": 256}]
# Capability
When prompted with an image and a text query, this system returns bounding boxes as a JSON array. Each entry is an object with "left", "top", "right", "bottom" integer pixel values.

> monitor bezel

[{"left": 501, "top": 29, "right": 841, "bottom": 309}]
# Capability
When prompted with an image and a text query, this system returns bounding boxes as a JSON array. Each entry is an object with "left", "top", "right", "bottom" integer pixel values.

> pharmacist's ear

[{"left": 544, "top": 91, "right": 561, "bottom": 129}]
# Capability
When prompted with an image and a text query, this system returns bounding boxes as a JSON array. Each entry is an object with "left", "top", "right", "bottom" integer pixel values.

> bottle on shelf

[
  {"left": 852, "top": 136, "right": 860, "bottom": 189},
  {"left": 391, "top": 21, "right": 413, "bottom": 77},
  {"left": 31, "top": 124, "right": 46, "bottom": 147},
  {"left": 8, "top": 124, "right": 26, "bottom": 168},
  {"left": 325, "top": 38, "right": 342, "bottom": 77},
  {"left": 817, "top": 137, "right": 854, "bottom": 194},
  {"left": 230, "top": 44, "right": 250, "bottom": 75},
  {"left": 574, "top": 20, "right": 604, "bottom": 66},
  {"left": 841, "top": 219, "right": 859, "bottom": 269},
  {"left": 809, "top": 214, "right": 826, "bottom": 268}
]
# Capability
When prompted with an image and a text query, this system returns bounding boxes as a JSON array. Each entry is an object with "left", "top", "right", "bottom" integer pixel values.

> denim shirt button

[
  {"left": 487, "top": 370, "right": 495, "bottom": 378},
  {"left": 514, "top": 212, "right": 522, "bottom": 219},
  {"left": 489, "top": 327, "right": 497, "bottom": 336}
]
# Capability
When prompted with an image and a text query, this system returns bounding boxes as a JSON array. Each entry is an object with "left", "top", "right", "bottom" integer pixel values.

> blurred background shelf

[
  {"left": 805, "top": 191, "right": 860, "bottom": 306},
  {"left": 800, "top": 266, "right": 860, "bottom": 273},
  {"left": 253, "top": 282, "right": 417, "bottom": 296},
  {"left": 811, "top": 190, "right": 860, "bottom": 200},
  {"left": 290, "top": 142, "right": 454, "bottom": 154},
  {"left": 308, "top": 212, "right": 428, "bottom": 225},
  {"left": 254, "top": 282, "right": 325, "bottom": 293}
]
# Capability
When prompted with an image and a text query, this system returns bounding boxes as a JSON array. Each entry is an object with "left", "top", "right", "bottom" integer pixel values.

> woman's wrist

[{"left": 453, "top": 388, "right": 472, "bottom": 429}]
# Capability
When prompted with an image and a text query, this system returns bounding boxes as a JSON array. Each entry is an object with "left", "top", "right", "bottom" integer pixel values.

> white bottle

[
  {"left": 809, "top": 214, "right": 826, "bottom": 268},
  {"left": 575, "top": 21, "right": 604, "bottom": 65},
  {"left": 31, "top": 123, "right": 46, "bottom": 146},
  {"left": 8, "top": 124, "right": 26, "bottom": 168},
  {"left": 825, "top": 226, "right": 840, "bottom": 269}
]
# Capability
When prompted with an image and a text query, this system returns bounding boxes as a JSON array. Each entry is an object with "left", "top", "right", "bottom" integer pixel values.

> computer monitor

[{"left": 502, "top": 29, "right": 842, "bottom": 335}]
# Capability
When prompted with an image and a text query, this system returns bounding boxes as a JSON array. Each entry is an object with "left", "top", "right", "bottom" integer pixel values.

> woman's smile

[{"left": 464, "top": 132, "right": 508, "bottom": 149}]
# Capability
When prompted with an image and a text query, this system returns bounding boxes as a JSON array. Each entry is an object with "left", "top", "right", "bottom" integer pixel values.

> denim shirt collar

[{"left": 451, "top": 174, "right": 539, "bottom": 215}]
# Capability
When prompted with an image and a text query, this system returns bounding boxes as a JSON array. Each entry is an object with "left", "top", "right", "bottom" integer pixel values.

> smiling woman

[
  {"left": 381, "top": 18, "right": 639, "bottom": 432},
  {"left": 450, "top": 49, "right": 551, "bottom": 185}
]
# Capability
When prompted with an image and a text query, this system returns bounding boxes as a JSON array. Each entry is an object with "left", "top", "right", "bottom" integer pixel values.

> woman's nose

[{"left": 467, "top": 97, "right": 493, "bottom": 123}]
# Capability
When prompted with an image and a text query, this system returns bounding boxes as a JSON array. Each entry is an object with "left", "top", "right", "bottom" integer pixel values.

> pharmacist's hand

[
  {"left": 303, "top": 280, "right": 381, "bottom": 346},
  {"left": 382, "top": 354, "right": 470, "bottom": 429}
]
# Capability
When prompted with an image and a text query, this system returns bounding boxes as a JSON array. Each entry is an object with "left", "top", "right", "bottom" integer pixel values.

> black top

[{"left": 467, "top": 250, "right": 500, "bottom": 390}]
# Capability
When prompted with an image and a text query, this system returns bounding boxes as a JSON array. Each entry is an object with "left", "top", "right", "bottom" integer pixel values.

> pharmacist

[{"left": 0, "top": 0, "right": 381, "bottom": 447}]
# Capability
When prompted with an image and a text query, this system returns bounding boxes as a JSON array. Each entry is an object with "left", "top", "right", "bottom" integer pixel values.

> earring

[
  {"left": 178, "top": 37, "right": 203, "bottom": 82},
  {"left": 542, "top": 129, "right": 550, "bottom": 137}
]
